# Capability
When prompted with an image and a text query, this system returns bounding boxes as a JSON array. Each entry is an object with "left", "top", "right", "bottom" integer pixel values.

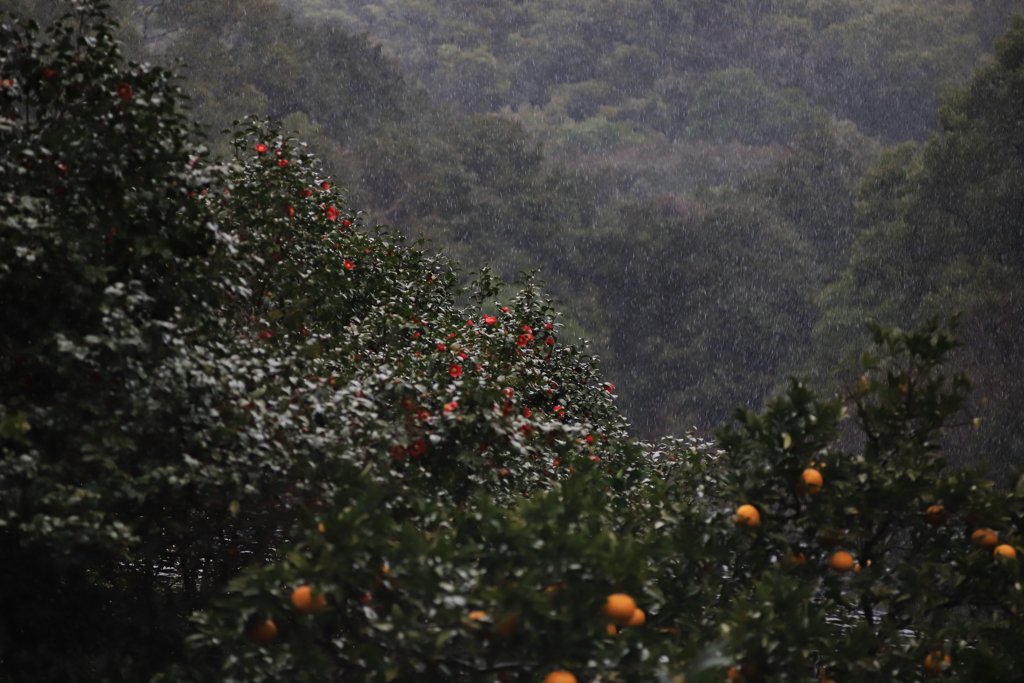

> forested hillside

[
  {"left": 4, "top": 0, "right": 1020, "bottom": 473},
  {"left": 5, "top": 7, "right": 1024, "bottom": 682}
]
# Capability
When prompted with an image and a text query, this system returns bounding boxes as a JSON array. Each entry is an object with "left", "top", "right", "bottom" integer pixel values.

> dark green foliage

[
  {"left": 583, "top": 193, "right": 819, "bottom": 438},
  {"left": 815, "top": 15, "right": 1024, "bottom": 480},
  {"left": 5, "top": 7, "right": 1024, "bottom": 683}
]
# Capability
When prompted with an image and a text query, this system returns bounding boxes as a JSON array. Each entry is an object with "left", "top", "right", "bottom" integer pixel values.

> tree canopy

[{"left": 3, "top": 5, "right": 1024, "bottom": 683}]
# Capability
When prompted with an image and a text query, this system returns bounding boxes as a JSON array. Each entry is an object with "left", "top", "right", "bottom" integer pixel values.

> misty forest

[{"left": 2, "top": 0, "right": 1024, "bottom": 681}]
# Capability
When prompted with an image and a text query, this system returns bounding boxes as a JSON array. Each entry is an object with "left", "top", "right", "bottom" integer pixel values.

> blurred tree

[
  {"left": 814, "top": 15, "right": 1024, "bottom": 480},
  {"left": 586, "top": 194, "right": 818, "bottom": 438}
]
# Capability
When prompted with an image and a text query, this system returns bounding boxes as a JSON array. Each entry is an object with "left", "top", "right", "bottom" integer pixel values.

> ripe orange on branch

[
  {"left": 626, "top": 608, "right": 645, "bottom": 627},
  {"left": 545, "top": 671, "right": 576, "bottom": 683},
  {"left": 924, "top": 505, "right": 948, "bottom": 525},
  {"left": 291, "top": 585, "right": 326, "bottom": 614},
  {"left": 602, "top": 593, "right": 637, "bottom": 625},
  {"left": 829, "top": 551, "right": 855, "bottom": 572},
  {"left": 971, "top": 528, "right": 998, "bottom": 550},
  {"left": 993, "top": 544, "right": 1017, "bottom": 560},
  {"left": 735, "top": 504, "right": 760, "bottom": 528},
  {"left": 924, "top": 651, "right": 951, "bottom": 674},
  {"left": 244, "top": 619, "right": 277, "bottom": 645},
  {"left": 800, "top": 468, "right": 823, "bottom": 496}
]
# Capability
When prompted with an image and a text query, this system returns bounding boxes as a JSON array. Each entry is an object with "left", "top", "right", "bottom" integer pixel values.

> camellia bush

[{"left": 2, "top": 4, "right": 1024, "bottom": 683}]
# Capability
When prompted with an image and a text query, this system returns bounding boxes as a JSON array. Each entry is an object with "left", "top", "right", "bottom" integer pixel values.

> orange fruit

[
  {"left": 244, "top": 618, "right": 277, "bottom": 645},
  {"left": 972, "top": 528, "right": 999, "bottom": 550},
  {"left": 790, "top": 552, "right": 807, "bottom": 565},
  {"left": 923, "top": 651, "right": 951, "bottom": 674},
  {"left": 602, "top": 593, "right": 637, "bottom": 625},
  {"left": 626, "top": 608, "right": 645, "bottom": 627},
  {"left": 606, "top": 623, "right": 618, "bottom": 635},
  {"left": 545, "top": 671, "right": 576, "bottom": 683},
  {"left": 494, "top": 613, "right": 518, "bottom": 639},
  {"left": 727, "top": 666, "right": 743, "bottom": 682},
  {"left": 736, "top": 504, "right": 760, "bottom": 528},
  {"left": 994, "top": 544, "right": 1017, "bottom": 560},
  {"left": 317, "top": 522, "right": 325, "bottom": 533},
  {"left": 468, "top": 610, "right": 488, "bottom": 621},
  {"left": 801, "top": 468, "right": 823, "bottom": 496},
  {"left": 291, "top": 585, "right": 326, "bottom": 614},
  {"left": 924, "top": 505, "right": 948, "bottom": 525},
  {"left": 829, "top": 551, "right": 855, "bottom": 572}
]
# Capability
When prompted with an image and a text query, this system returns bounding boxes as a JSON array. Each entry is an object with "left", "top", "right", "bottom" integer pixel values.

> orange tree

[
  {"left": 187, "top": 312, "right": 1024, "bottom": 683},
  {"left": 4, "top": 4, "right": 1024, "bottom": 683}
]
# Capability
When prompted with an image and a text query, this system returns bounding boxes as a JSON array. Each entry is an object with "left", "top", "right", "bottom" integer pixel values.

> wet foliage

[{"left": 4, "top": 5, "right": 1024, "bottom": 683}]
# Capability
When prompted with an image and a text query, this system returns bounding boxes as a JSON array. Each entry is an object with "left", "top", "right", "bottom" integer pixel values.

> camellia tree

[{"left": 2, "top": 4, "right": 1024, "bottom": 683}]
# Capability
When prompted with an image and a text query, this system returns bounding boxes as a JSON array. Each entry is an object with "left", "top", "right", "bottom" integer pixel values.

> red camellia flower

[
  {"left": 523, "top": 407, "right": 531, "bottom": 418},
  {"left": 409, "top": 439, "right": 427, "bottom": 457},
  {"left": 301, "top": 189, "right": 313, "bottom": 198},
  {"left": 605, "top": 383, "right": 615, "bottom": 392},
  {"left": 502, "top": 402, "right": 514, "bottom": 416},
  {"left": 516, "top": 335, "right": 530, "bottom": 347},
  {"left": 545, "top": 337, "right": 554, "bottom": 346},
  {"left": 116, "top": 82, "right": 132, "bottom": 99},
  {"left": 466, "top": 319, "right": 474, "bottom": 326},
  {"left": 342, "top": 219, "right": 352, "bottom": 228},
  {"left": 390, "top": 445, "right": 407, "bottom": 461},
  {"left": 43, "top": 69, "right": 57, "bottom": 81},
  {"left": 325, "top": 206, "right": 338, "bottom": 220},
  {"left": 286, "top": 205, "right": 295, "bottom": 218},
  {"left": 586, "top": 435, "right": 594, "bottom": 444},
  {"left": 458, "top": 351, "right": 468, "bottom": 360},
  {"left": 437, "top": 343, "right": 446, "bottom": 351},
  {"left": 254, "top": 143, "right": 268, "bottom": 154},
  {"left": 484, "top": 315, "right": 496, "bottom": 325},
  {"left": 321, "top": 181, "right": 331, "bottom": 191},
  {"left": 521, "top": 325, "right": 532, "bottom": 333},
  {"left": 277, "top": 159, "right": 288, "bottom": 168},
  {"left": 449, "top": 364, "right": 463, "bottom": 378},
  {"left": 443, "top": 400, "right": 458, "bottom": 413},
  {"left": 258, "top": 330, "right": 273, "bottom": 340},
  {"left": 545, "top": 323, "right": 553, "bottom": 330},
  {"left": 503, "top": 388, "right": 514, "bottom": 398},
  {"left": 501, "top": 307, "right": 509, "bottom": 312},
  {"left": 417, "top": 408, "right": 430, "bottom": 422},
  {"left": 344, "top": 259, "right": 355, "bottom": 270}
]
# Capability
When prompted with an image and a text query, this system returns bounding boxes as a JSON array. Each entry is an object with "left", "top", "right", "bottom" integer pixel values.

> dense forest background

[{"left": 4, "top": 0, "right": 1021, "bottom": 477}]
